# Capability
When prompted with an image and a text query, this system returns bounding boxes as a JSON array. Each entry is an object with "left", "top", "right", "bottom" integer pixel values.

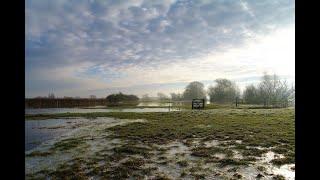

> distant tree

[
  {"left": 243, "top": 85, "right": 259, "bottom": 104},
  {"left": 257, "top": 73, "right": 290, "bottom": 106},
  {"left": 258, "top": 73, "right": 275, "bottom": 106},
  {"left": 89, "top": 95, "right": 97, "bottom": 99},
  {"left": 183, "top": 81, "right": 206, "bottom": 100},
  {"left": 106, "top": 92, "right": 139, "bottom": 104},
  {"left": 170, "top": 93, "right": 182, "bottom": 101},
  {"left": 244, "top": 73, "right": 294, "bottom": 107},
  {"left": 34, "top": 96, "right": 46, "bottom": 99},
  {"left": 48, "top": 93, "right": 55, "bottom": 99},
  {"left": 207, "top": 79, "right": 240, "bottom": 103},
  {"left": 63, "top": 96, "right": 73, "bottom": 99},
  {"left": 288, "top": 84, "right": 295, "bottom": 106},
  {"left": 157, "top": 92, "right": 169, "bottom": 101},
  {"left": 141, "top": 94, "right": 151, "bottom": 101}
]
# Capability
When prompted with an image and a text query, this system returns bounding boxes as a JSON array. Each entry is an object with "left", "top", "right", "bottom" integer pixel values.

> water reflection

[
  {"left": 25, "top": 107, "right": 179, "bottom": 115},
  {"left": 137, "top": 102, "right": 172, "bottom": 106},
  {"left": 25, "top": 118, "right": 82, "bottom": 151}
]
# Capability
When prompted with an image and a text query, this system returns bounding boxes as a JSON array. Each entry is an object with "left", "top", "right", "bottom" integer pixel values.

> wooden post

[{"left": 235, "top": 97, "right": 238, "bottom": 108}]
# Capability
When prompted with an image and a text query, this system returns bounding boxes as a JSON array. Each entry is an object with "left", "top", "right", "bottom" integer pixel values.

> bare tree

[
  {"left": 288, "top": 84, "right": 295, "bottom": 106},
  {"left": 258, "top": 73, "right": 277, "bottom": 106},
  {"left": 48, "top": 93, "right": 55, "bottom": 99},
  {"left": 245, "top": 73, "right": 294, "bottom": 107}
]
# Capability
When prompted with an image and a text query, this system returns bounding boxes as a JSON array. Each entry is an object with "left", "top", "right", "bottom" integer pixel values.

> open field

[{"left": 25, "top": 108, "right": 294, "bottom": 179}]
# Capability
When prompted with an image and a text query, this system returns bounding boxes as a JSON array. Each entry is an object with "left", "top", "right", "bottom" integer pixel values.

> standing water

[
  {"left": 25, "top": 118, "right": 87, "bottom": 151},
  {"left": 25, "top": 107, "right": 177, "bottom": 115}
]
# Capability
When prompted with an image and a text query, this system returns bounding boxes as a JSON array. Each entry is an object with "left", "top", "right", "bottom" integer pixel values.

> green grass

[
  {"left": 33, "top": 158, "right": 88, "bottom": 180},
  {"left": 270, "top": 156, "right": 295, "bottom": 166},
  {"left": 217, "top": 158, "right": 250, "bottom": 167},
  {"left": 111, "top": 143, "right": 152, "bottom": 158},
  {"left": 50, "top": 137, "right": 87, "bottom": 151},
  {"left": 241, "top": 147, "right": 268, "bottom": 157},
  {"left": 104, "top": 157, "right": 146, "bottom": 179}
]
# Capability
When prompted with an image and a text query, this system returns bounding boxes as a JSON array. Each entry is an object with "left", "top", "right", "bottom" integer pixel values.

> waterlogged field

[
  {"left": 25, "top": 108, "right": 295, "bottom": 180},
  {"left": 25, "top": 107, "right": 179, "bottom": 115}
]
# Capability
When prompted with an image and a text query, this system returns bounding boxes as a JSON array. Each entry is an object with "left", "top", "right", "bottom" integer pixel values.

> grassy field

[{"left": 25, "top": 107, "right": 295, "bottom": 179}]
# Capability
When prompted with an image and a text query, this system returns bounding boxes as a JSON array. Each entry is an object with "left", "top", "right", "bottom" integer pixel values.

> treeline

[
  {"left": 25, "top": 98, "right": 107, "bottom": 108},
  {"left": 243, "top": 74, "right": 294, "bottom": 107},
  {"left": 105, "top": 92, "right": 139, "bottom": 106},
  {"left": 27, "top": 73, "right": 294, "bottom": 108},
  {"left": 26, "top": 92, "right": 140, "bottom": 108},
  {"left": 143, "top": 73, "right": 294, "bottom": 107}
]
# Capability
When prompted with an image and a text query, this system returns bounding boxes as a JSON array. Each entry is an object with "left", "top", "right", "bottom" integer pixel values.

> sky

[{"left": 26, "top": 0, "right": 295, "bottom": 98}]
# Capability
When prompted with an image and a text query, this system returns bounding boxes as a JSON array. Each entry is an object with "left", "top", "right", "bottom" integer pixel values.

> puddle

[
  {"left": 204, "top": 140, "right": 220, "bottom": 147},
  {"left": 156, "top": 141, "right": 196, "bottom": 161},
  {"left": 214, "top": 153, "right": 226, "bottom": 159},
  {"left": 156, "top": 163, "right": 184, "bottom": 179},
  {"left": 25, "top": 117, "right": 145, "bottom": 151},
  {"left": 26, "top": 117, "right": 146, "bottom": 177},
  {"left": 270, "top": 164, "right": 295, "bottom": 180},
  {"left": 257, "top": 151, "right": 294, "bottom": 180},
  {"left": 166, "top": 142, "right": 190, "bottom": 156},
  {"left": 261, "top": 151, "right": 284, "bottom": 163},
  {"left": 232, "top": 150, "right": 244, "bottom": 159},
  {"left": 25, "top": 118, "right": 84, "bottom": 151}
]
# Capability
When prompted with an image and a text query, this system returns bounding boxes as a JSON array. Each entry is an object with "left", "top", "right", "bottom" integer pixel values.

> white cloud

[{"left": 25, "top": 0, "right": 295, "bottom": 97}]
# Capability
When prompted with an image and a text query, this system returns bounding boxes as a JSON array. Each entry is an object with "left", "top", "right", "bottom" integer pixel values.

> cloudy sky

[{"left": 26, "top": 0, "right": 295, "bottom": 98}]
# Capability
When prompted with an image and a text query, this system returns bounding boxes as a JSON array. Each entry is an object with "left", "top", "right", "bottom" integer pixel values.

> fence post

[{"left": 235, "top": 97, "right": 238, "bottom": 108}]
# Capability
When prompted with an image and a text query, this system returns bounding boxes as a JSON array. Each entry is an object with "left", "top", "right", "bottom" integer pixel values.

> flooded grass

[
  {"left": 26, "top": 150, "right": 52, "bottom": 157},
  {"left": 191, "top": 146, "right": 233, "bottom": 158},
  {"left": 111, "top": 144, "right": 152, "bottom": 158},
  {"left": 50, "top": 137, "right": 87, "bottom": 151},
  {"left": 25, "top": 108, "right": 294, "bottom": 179}
]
